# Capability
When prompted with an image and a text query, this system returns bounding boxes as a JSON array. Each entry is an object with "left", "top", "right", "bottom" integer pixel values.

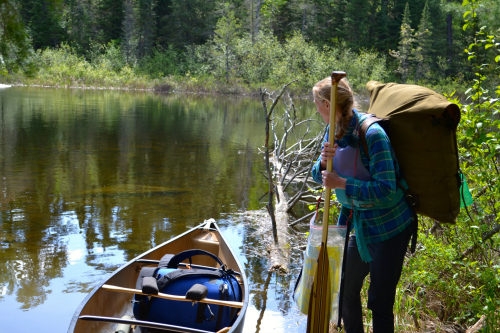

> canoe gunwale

[{"left": 79, "top": 315, "right": 214, "bottom": 333}]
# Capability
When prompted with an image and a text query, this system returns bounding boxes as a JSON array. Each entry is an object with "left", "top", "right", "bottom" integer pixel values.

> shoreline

[{"left": 3, "top": 80, "right": 314, "bottom": 100}]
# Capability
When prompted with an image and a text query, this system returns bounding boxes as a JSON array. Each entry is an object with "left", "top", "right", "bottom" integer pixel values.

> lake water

[{"left": 0, "top": 86, "right": 319, "bottom": 333}]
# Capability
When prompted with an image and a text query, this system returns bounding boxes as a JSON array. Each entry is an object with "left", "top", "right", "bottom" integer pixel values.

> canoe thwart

[
  {"left": 102, "top": 284, "right": 244, "bottom": 309},
  {"left": 79, "top": 315, "right": 213, "bottom": 333},
  {"left": 135, "top": 260, "right": 242, "bottom": 276}
]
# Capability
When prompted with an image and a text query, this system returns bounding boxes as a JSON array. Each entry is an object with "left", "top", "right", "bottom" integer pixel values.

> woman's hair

[{"left": 312, "top": 77, "right": 358, "bottom": 140}]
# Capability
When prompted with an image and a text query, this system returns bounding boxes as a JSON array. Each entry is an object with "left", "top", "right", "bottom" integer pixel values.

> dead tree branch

[{"left": 455, "top": 222, "right": 500, "bottom": 261}]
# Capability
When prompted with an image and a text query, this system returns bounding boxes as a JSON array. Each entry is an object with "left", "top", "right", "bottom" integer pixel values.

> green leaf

[
  {"left": 485, "top": 44, "right": 493, "bottom": 49},
  {"left": 495, "top": 55, "right": 500, "bottom": 62},
  {"left": 463, "top": 23, "right": 469, "bottom": 31},
  {"left": 462, "top": 0, "right": 470, "bottom": 5},
  {"left": 463, "top": 10, "right": 471, "bottom": 18}
]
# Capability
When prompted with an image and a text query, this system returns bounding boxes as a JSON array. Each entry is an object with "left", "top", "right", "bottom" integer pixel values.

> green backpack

[{"left": 360, "top": 81, "right": 462, "bottom": 224}]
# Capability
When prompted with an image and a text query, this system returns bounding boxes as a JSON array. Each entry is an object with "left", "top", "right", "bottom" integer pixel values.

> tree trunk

[
  {"left": 447, "top": 0, "right": 453, "bottom": 73},
  {"left": 302, "top": 5, "right": 306, "bottom": 34},
  {"left": 268, "top": 181, "right": 290, "bottom": 272},
  {"left": 255, "top": 0, "right": 261, "bottom": 36}
]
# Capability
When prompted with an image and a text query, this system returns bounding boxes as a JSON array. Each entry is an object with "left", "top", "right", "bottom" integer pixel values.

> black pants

[{"left": 342, "top": 223, "right": 412, "bottom": 333}]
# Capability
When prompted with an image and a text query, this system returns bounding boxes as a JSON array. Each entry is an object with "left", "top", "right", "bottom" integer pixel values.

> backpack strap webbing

[
  {"left": 359, "top": 114, "right": 384, "bottom": 158},
  {"left": 359, "top": 114, "right": 418, "bottom": 253}
]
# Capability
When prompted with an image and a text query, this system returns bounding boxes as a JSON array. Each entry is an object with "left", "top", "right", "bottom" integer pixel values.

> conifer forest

[{"left": 0, "top": 0, "right": 499, "bottom": 332}]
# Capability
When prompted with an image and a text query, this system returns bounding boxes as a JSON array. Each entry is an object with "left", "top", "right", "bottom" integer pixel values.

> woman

[{"left": 311, "top": 77, "right": 414, "bottom": 333}]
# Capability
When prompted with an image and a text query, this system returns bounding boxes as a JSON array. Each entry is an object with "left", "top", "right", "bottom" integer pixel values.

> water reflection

[{"left": 0, "top": 87, "right": 316, "bottom": 332}]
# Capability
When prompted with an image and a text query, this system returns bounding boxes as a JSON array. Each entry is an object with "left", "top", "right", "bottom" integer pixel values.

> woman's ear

[{"left": 324, "top": 100, "right": 330, "bottom": 111}]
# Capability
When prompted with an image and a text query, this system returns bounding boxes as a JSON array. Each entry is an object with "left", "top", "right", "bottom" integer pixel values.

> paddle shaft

[
  {"left": 307, "top": 71, "right": 346, "bottom": 333},
  {"left": 101, "top": 284, "right": 243, "bottom": 308},
  {"left": 321, "top": 74, "right": 342, "bottom": 236}
]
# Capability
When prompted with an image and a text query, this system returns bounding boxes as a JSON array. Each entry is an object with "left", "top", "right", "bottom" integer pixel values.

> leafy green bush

[
  {"left": 394, "top": 1, "right": 500, "bottom": 331},
  {"left": 233, "top": 32, "right": 284, "bottom": 85},
  {"left": 137, "top": 45, "right": 184, "bottom": 78},
  {"left": 23, "top": 43, "right": 151, "bottom": 89}
]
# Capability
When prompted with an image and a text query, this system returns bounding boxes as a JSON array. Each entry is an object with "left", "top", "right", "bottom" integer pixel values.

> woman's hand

[
  {"left": 320, "top": 142, "right": 338, "bottom": 170},
  {"left": 321, "top": 170, "right": 347, "bottom": 190}
]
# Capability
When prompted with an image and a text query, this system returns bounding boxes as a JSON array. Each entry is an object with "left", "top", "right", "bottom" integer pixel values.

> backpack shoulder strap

[
  {"left": 157, "top": 268, "right": 224, "bottom": 291},
  {"left": 360, "top": 114, "right": 384, "bottom": 158}
]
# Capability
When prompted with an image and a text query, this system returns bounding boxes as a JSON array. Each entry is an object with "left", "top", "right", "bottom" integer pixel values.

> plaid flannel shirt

[{"left": 312, "top": 111, "right": 413, "bottom": 244}]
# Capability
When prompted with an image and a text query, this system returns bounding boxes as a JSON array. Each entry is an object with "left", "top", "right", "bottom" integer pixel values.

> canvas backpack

[{"left": 360, "top": 81, "right": 462, "bottom": 224}]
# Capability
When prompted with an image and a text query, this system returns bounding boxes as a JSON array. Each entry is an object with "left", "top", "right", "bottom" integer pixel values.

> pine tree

[
  {"left": 390, "top": 2, "right": 414, "bottom": 82},
  {"left": 18, "top": 0, "right": 66, "bottom": 49},
  {"left": 424, "top": 0, "right": 447, "bottom": 79},
  {"left": 414, "top": 1, "right": 433, "bottom": 81},
  {"left": 135, "top": 0, "right": 156, "bottom": 59},
  {"left": 95, "top": 0, "right": 124, "bottom": 45},
  {"left": 122, "top": 0, "right": 136, "bottom": 64},
  {"left": 213, "top": 5, "right": 241, "bottom": 83},
  {"left": 387, "top": 0, "right": 408, "bottom": 51},
  {"left": 66, "top": 0, "right": 94, "bottom": 56},
  {"left": 375, "top": 0, "right": 390, "bottom": 51},
  {"left": 161, "top": 0, "right": 220, "bottom": 48},
  {"left": 330, "top": 0, "right": 348, "bottom": 46},
  {"left": 243, "top": 0, "right": 260, "bottom": 44},
  {"left": 345, "top": 0, "right": 371, "bottom": 50},
  {"left": 270, "top": 0, "right": 298, "bottom": 41},
  {"left": 153, "top": 0, "right": 172, "bottom": 48},
  {"left": 302, "top": 0, "right": 342, "bottom": 46},
  {"left": 0, "top": 0, "right": 31, "bottom": 72}
]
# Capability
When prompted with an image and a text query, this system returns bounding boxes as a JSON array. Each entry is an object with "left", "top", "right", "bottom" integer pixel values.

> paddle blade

[{"left": 306, "top": 243, "right": 332, "bottom": 333}]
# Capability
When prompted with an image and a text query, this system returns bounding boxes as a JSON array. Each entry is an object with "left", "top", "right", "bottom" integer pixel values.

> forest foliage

[{"left": 0, "top": 0, "right": 498, "bottom": 94}]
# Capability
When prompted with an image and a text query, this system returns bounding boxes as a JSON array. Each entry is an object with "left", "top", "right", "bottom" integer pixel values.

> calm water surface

[{"left": 0, "top": 87, "right": 316, "bottom": 333}]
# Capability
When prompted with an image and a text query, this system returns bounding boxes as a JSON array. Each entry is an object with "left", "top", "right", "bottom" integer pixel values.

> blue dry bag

[{"left": 133, "top": 249, "right": 242, "bottom": 333}]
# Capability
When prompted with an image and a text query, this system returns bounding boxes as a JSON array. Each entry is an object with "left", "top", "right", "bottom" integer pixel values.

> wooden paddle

[{"left": 306, "top": 71, "right": 346, "bottom": 333}]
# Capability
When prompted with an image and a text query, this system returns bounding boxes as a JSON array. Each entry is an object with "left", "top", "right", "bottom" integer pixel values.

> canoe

[{"left": 68, "top": 220, "right": 249, "bottom": 333}]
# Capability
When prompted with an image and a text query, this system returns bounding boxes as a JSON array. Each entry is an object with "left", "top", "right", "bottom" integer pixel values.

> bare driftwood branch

[
  {"left": 465, "top": 315, "right": 486, "bottom": 333},
  {"left": 283, "top": 167, "right": 309, "bottom": 192},
  {"left": 474, "top": 179, "right": 497, "bottom": 199},
  {"left": 260, "top": 87, "right": 278, "bottom": 244},
  {"left": 279, "top": 121, "right": 313, "bottom": 183},
  {"left": 259, "top": 80, "right": 298, "bottom": 272},
  {"left": 285, "top": 126, "right": 327, "bottom": 213},
  {"left": 268, "top": 183, "right": 291, "bottom": 272},
  {"left": 259, "top": 80, "right": 331, "bottom": 272},
  {"left": 289, "top": 211, "right": 316, "bottom": 227},
  {"left": 287, "top": 190, "right": 308, "bottom": 211}
]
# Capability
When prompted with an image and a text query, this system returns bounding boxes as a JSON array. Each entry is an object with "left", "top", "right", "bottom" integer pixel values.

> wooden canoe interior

[{"left": 71, "top": 227, "right": 244, "bottom": 333}]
